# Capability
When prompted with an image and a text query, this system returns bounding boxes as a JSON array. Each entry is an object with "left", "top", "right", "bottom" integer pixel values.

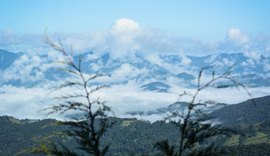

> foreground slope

[{"left": 1, "top": 96, "right": 270, "bottom": 155}]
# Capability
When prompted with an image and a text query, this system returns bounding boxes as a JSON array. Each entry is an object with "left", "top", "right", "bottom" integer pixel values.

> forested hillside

[
  {"left": 211, "top": 96, "right": 270, "bottom": 125},
  {"left": 1, "top": 95, "right": 270, "bottom": 156}
]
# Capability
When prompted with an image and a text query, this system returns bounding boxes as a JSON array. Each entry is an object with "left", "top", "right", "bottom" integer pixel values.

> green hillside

[{"left": 1, "top": 96, "right": 270, "bottom": 155}]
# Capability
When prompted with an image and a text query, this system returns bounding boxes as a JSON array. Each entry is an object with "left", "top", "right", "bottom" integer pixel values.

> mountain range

[{"left": 1, "top": 49, "right": 270, "bottom": 90}]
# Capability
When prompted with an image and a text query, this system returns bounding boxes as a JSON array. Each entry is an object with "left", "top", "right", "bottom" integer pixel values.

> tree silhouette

[
  {"left": 155, "top": 66, "right": 252, "bottom": 156},
  {"left": 33, "top": 35, "right": 113, "bottom": 156}
]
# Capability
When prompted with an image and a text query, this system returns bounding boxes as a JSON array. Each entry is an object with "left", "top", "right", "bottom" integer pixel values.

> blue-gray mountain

[
  {"left": 0, "top": 49, "right": 22, "bottom": 70},
  {"left": 0, "top": 49, "right": 269, "bottom": 89}
]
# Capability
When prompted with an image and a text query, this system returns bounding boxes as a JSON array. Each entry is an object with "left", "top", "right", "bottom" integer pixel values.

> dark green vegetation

[
  {"left": 0, "top": 117, "right": 59, "bottom": 156},
  {"left": 0, "top": 116, "right": 178, "bottom": 156},
  {"left": 1, "top": 95, "right": 270, "bottom": 155},
  {"left": 211, "top": 95, "right": 270, "bottom": 125}
]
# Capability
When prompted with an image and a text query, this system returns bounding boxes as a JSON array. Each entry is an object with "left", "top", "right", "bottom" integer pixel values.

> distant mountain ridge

[
  {"left": 1, "top": 49, "right": 270, "bottom": 89},
  {"left": 0, "top": 49, "right": 21, "bottom": 70}
]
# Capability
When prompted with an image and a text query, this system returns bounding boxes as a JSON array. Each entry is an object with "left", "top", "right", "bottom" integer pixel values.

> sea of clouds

[{"left": 1, "top": 18, "right": 270, "bottom": 121}]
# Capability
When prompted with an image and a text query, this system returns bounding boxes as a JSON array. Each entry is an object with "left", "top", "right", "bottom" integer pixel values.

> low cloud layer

[{"left": 0, "top": 83, "right": 270, "bottom": 121}]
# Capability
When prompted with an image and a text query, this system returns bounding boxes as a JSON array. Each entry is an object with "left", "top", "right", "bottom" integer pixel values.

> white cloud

[
  {"left": 0, "top": 54, "right": 58, "bottom": 83},
  {"left": 3, "top": 55, "right": 29, "bottom": 82},
  {"left": 2, "top": 21, "right": 270, "bottom": 58},
  {"left": 108, "top": 63, "right": 148, "bottom": 83},
  {"left": 112, "top": 18, "right": 140, "bottom": 33},
  {"left": 145, "top": 53, "right": 188, "bottom": 74},
  {"left": 179, "top": 51, "right": 191, "bottom": 65},
  {"left": 1, "top": 83, "right": 270, "bottom": 121},
  {"left": 112, "top": 63, "right": 137, "bottom": 78},
  {"left": 244, "top": 51, "right": 261, "bottom": 63},
  {"left": 0, "top": 19, "right": 210, "bottom": 57},
  {"left": 227, "top": 28, "right": 249, "bottom": 45},
  {"left": 146, "top": 54, "right": 163, "bottom": 66},
  {"left": 108, "top": 18, "right": 141, "bottom": 58},
  {"left": 0, "top": 85, "right": 51, "bottom": 119}
]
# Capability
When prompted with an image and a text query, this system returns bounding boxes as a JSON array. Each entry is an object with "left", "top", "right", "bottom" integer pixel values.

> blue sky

[{"left": 1, "top": 0, "right": 270, "bottom": 40}]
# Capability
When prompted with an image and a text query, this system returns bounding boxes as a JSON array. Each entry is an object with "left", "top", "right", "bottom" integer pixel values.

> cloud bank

[
  {"left": 1, "top": 18, "right": 270, "bottom": 59},
  {"left": 1, "top": 18, "right": 270, "bottom": 121},
  {"left": 1, "top": 83, "right": 270, "bottom": 121}
]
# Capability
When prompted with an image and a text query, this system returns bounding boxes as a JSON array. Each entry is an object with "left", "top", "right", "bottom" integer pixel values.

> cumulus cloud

[
  {"left": 109, "top": 63, "right": 148, "bottom": 83},
  {"left": 0, "top": 52, "right": 67, "bottom": 85},
  {"left": 108, "top": 18, "right": 141, "bottom": 58},
  {"left": 0, "top": 19, "right": 209, "bottom": 57},
  {"left": 226, "top": 28, "right": 249, "bottom": 45},
  {"left": 179, "top": 51, "right": 191, "bottom": 65},
  {"left": 1, "top": 20, "right": 270, "bottom": 58},
  {"left": 113, "top": 19, "right": 139, "bottom": 33},
  {"left": 1, "top": 55, "right": 45, "bottom": 83}
]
